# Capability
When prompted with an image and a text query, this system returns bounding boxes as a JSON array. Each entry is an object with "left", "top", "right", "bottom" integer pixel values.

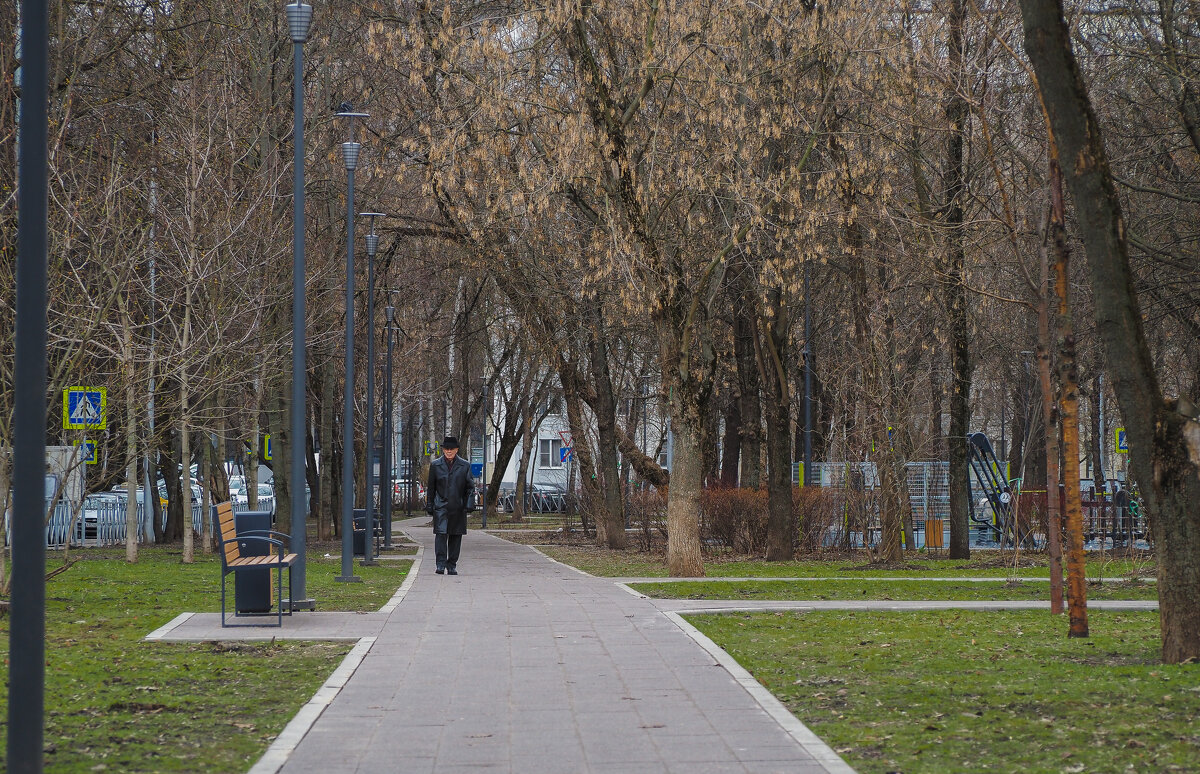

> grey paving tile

[{"left": 274, "top": 519, "right": 847, "bottom": 774}]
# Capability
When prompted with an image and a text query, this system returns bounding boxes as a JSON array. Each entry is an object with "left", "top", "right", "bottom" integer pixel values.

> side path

[{"left": 275, "top": 518, "right": 851, "bottom": 774}]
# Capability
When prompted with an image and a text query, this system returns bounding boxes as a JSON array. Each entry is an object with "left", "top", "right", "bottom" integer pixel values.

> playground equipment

[{"left": 966, "top": 432, "right": 1035, "bottom": 549}]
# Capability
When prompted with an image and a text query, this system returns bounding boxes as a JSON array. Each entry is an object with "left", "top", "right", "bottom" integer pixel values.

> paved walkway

[
  {"left": 144, "top": 524, "right": 1161, "bottom": 774},
  {"left": 271, "top": 520, "right": 846, "bottom": 774}
]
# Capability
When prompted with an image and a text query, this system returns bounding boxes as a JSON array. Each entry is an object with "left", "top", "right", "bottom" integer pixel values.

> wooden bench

[{"left": 212, "top": 501, "right": 297, "bottom": 627}]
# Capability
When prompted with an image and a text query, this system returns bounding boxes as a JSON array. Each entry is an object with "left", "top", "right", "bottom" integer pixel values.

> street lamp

[
  {"left": 9, "top": 0, "right": 49, "bottom": 766},
  {"left": 360, "top": 211, "right": 386, "bottom": 567},
  {"left": 481, "top": 383, "right": 489, "bottom": 529},
  {"left": 335, "top": 107, "right": 368, "bottom": 584},
  {"left": 285, "top": 0, "right": 315, "bottom": 610},
  {"left": 383, "top": 305, "right": 396, "bottom": 549}
]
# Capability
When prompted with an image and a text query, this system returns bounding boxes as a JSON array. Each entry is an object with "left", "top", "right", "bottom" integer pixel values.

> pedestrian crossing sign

[
  {"left": 75, "top": 439, "right": 98, "bottom": 465},
  {"left": 63, "top": 387, "right": 106, "bottom": 430},
  {"left": 264, "top": 434, "right": 273, "bottom": 461},
  {"left": 1115, "top": 427, "right": 1128, "bottom": 453}
]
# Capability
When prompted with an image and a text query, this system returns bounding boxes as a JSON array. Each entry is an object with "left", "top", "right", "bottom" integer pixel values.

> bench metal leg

[{"left": 220, "top": 570, "right": 228, "bottom": 628}]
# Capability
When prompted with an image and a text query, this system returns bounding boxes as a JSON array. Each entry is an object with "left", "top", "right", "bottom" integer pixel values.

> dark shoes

[
  {"left": 435, "top": 568, "right": 445, "bottom": 575},
  {"left": 447, "top": 568, "right": 458, "bottom": 575}
]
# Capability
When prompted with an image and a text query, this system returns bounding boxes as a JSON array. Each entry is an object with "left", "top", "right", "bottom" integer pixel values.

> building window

[{"left": 539, "top": 438, "right": 564, "bottom": 469}]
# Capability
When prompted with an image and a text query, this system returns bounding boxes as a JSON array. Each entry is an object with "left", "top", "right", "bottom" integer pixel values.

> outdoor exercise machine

[{"left": 967, "top": 432, "right": 1035, "bottom": 549}]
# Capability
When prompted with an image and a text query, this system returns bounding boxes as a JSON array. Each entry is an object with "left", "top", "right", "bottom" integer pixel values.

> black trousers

[{"left": 434, "top": 533, "right": 462, "bottom": 570}]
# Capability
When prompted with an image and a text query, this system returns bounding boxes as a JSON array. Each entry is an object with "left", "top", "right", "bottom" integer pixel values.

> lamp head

[
  {"left": 285, "top": 2, "right": 313, "bottom": 43},
  {"left": 385, "top": 306, "right": 395, "bottom": 323},
  {"left": 359, "top": 212, "right": 386, "bottom": 257},
  {"left": 334, "top": 107, "right": 370, "bottom": 169}
]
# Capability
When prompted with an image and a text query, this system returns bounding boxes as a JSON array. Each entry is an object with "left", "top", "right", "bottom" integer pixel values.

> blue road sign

[
  {"left": 75, "top": 439, "right": 97, "bottom": 465},
  {"left": 63, "top": 387, "right": 106, "bottom": 430},
  {"left": 471, "top": 463, "right": 484, "bottom": 478},
  {"left": 264, "top": 433, "right": 273, "bottom": 460},
  {"left": 1115, "top": 427, "right": 1129, "bottom": 453},
  {"left": 560, "top": 446, "right": 573, "bottom": 463}
]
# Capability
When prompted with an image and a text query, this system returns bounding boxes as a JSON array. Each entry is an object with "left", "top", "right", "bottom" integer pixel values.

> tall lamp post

[
  {"left": 383, "top": 305, "right": 396, "bottom": 549},
  {"left": 360, "top": 212, "right": 385, "bottom": 567},
  {"left": 335, "top": 107, "right": 368, "bottom": 584},
  {"left": 9, "top": 0, "right": 49, "bottom": 766},
  {"left": 285, "top": 0, "right": 315, "bottom": 610}
]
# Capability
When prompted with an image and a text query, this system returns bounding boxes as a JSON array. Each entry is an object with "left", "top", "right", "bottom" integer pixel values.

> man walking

[{"left": 426, "top": 436, "right": 475, "bottom": 575}]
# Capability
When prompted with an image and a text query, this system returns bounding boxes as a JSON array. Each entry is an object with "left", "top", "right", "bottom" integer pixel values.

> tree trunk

[
  {"left": 1037, "top": 246, "right": 1065, "bottom": 614},
  {"left": 734, "top": 297, "right": 762, "bottom": 489},
  {"left": 760, "top": 287, "right": 793, "bottom": 562},
  {"left": 156, "top": 438, "right": 176, "bottom": 543},
  {"left": 615, "top": 424, "right": 670, "bottom": 487},
  {"left": 181, "top": 420, "right": 193, "bottom": 563},
  {"left": 515, "top": 412, "right": 536, "bottom": 522},
  {"left": 1051, "top": 160, "right": 1089, "bottom": 638},
  {"left": 268, "top": 382, "right": 292, "bottom": 534},
  {"left": 1089, "top": 366, "right": 1106, "bottom": 497},
  {"left": 666, "top": 415, "right": 705, "bottom": 577},
  {"left": 212, "top": 411, "right": 230, "bottom": 503},
  {"left": 1020, "top": 0, "right": 1200, "bottom": 663},
  {"left": 659, "top": 318, "right": 708, "bottom": 577},
  {"left": 121, "top": 300, "right": 139, "bottom": 563},
  {"left": 945, "top": 0, "right": 972, "bottom": 560},
  {"left": 248, "top": 377, "right": 261, "bottom": 511},
  {"left": 720, "top": 396, "right": 741, "bottom": 487},
  {"left": 561, "top": 364, "right": 602, "bottom": 537},
  {"left": 318, "top": 352, "right": 335, "bottom": 540},
  {"left": 585, "top": 303, "right": 627, "bottom": 548},
  {"left": 200, "top": 424, "right": 212, "bottom": 554}
]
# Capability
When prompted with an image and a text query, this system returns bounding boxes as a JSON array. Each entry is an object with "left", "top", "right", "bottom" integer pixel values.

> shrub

[
  {"left": 700, "top": 487, "right": 768, "bottom": 554},
  {"left": 626, "top": 489, "right": 667, "bottom": 552}
]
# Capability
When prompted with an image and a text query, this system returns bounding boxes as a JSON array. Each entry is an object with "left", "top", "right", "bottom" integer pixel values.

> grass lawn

[
  {"left": 631, "top": 578, "right": 1158, "bottom": 602},
  {"left": 1, "top": 545, "right": 409, "bottom": 773},
  {"left": 688, "top": 610, "right": 1200, "bottom": 773},
  {"left": 466, "top": 514, "right": 567, "bottom": 530},
  {"left": 534, "top": 543, "right": 1154, "bottom": 581}
]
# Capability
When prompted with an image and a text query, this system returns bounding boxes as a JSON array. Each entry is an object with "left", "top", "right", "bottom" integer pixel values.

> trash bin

[
  {"left": 235, "top": 510, "right": 273, "bottom": 613},
  {"left": 353, "top": 508, "right": 366, "bottom": 557}
]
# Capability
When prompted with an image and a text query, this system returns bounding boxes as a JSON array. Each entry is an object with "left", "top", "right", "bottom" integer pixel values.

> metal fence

[
  {"left": 496, "top": 488, "right": 568, "bottom": 514},
  {"left": 795, "top": 461, "right": 1004, "bottom": 549},
  {"left": 15, "top": 493, "right": 277, "bottom": 549}
]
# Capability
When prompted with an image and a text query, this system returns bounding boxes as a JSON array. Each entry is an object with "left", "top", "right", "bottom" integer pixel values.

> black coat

[{"left": 426, "top": 455, "right": 475, "bottom": 535}]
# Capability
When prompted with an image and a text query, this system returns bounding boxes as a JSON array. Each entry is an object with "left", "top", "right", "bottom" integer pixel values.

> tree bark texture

[
  {"left": 945, "top": 0, "right": 972, "bottom": 560},
  {"left": 318, "top": 353, "right": 335, "bottom": 540},
  {"left": 720, "top": 396, "right": 741, "bottom": 487},
  {"left": 1052, "top": 162, "right": 1089, "bottom": 637},
  {"left": 1021, "top": 0, "right": 1200, "bottom": 661},
  {"left": 733, "top": 293, "right": 763, "bottom": 489},
  {"left": 759, "top": 286, "right": 793, "bottom": 561},
  {"left": 585, "top": 303, "right": 627, "bottom": 548},
  {"left": 1037, "top": 245, "right": 1065, "bottom": 614}
]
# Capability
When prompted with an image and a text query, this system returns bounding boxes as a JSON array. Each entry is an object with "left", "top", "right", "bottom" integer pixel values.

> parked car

[
  {"left": 392, "top": 478, "right": 425, "bottom": 506},
  {"left": 232, "top": 482, "right": 276, "bottom": 515},
  {"left": 76, "top": 492, "right": 122, "bottom": 541}
]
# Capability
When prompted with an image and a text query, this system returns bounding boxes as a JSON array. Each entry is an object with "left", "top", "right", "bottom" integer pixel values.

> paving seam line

[
  {"left": 378, "top": 544, "right": 423, "bottom": 614},
  {"left": 615, "top": 581, "right": 649, "bottom": 599},
  {"left": 663, "top": 611, "right": 857, "bottom": 774},
  {"left": 144, "top": 612, "right": 194, "bottom": 641},
  {"left": 246, "top": 635, "right": 377, "bottom": 774}
]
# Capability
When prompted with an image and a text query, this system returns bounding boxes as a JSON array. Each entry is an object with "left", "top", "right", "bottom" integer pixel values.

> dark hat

[{"left": 442, "top": 436, "right": 460, "bottom": 450}]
